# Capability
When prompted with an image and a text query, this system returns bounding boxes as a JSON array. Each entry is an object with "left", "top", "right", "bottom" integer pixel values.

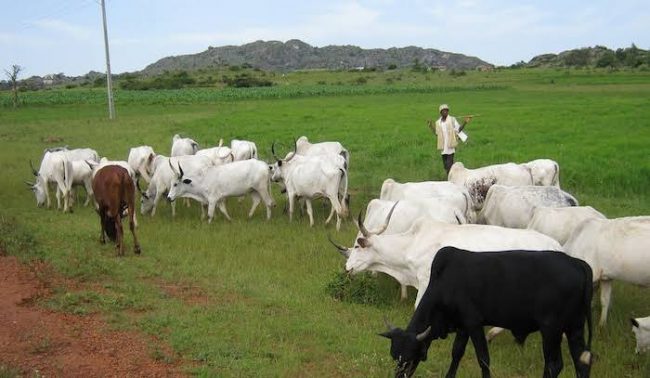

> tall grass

[{"left": 1, "top": 68, "right": 649, "bottom": 376}]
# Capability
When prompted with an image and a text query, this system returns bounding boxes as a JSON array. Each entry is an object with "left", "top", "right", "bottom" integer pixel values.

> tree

[{"left": 4, "top": 65, "right": 22, "bottom": 108}]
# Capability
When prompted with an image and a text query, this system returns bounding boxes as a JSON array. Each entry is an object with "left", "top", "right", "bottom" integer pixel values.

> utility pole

[{"left": 101, "top": 0, "right": 115, "bottom": 119}]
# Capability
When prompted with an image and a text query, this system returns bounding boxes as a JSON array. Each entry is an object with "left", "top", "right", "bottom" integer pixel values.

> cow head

[
  {"left": 327, "top": 202, "right": 398, "bottom": 273},
  {"left": 270, "top": 140, "right": 298, "bottom": 182},
  {"left": 26, "top": 160, "right": 47, "bottom": 207},
  {"left": 167, "top": 161, "right": 191, "bottom": 202},
  {"left": 380, "top": 321, "right": 432, "bottom": 378},
  {"left": 136, "top": 179, "right": 155, "bottom": 215}
]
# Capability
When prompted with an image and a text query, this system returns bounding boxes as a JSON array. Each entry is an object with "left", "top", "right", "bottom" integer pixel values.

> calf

[
  {"left": 380, "top": 247, "right": 593, "bottom": 378},
  {"left": 563, "top": 216, "right": 650, "bottom": 326},
  {"left": 92, "top": 165, "right": 141, "bottom": 256}
]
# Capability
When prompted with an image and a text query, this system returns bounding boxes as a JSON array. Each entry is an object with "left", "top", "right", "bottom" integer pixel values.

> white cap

[{"left": 439, "top": 104, "right": 449, "bottom": 112}]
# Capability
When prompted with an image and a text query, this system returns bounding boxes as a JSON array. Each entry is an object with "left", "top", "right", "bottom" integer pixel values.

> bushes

[
  {"left": 221, "top": 73, "right": 273, "bottom": 88},
  {"left": 325, "top": 270, "right": 392, "bottom": 306},
  {"left": 119, "top": 71, "right": 196, "bottom": 90}
]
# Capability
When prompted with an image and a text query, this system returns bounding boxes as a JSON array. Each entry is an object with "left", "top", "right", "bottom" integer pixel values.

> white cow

[
  {"left": 521, "top": 159, "right": 560, "bottom": 187},
  {"left": 271, "top": 150, "right": 348, "bottom": 230},
  {"left": 167, "top": 159, "right": 274, "bottom": 222},
  {"left": 448, "top": 162, "right": 534, "bottom": 210},
  {"left": 477, "top": 185, "right": 579, "bottom": 229},
  {"left": 90, "top": 158, "right": 136, "bottom": 180},
  {"left": 527, "top": 206, "right": 607, "bottom": 245},
  {"left": 631, "top": 317, "right": 650, "bottom": 353},
  {"left": 196, "top": 145, "right": 234, "bottom": 166},
  {"left": 140, "top": 154, "right": 214, "bottom": 217},
  {"left": 329, "top": 205, "right": 562, "bottom": 308},
  {"left": 68, "top": 160, "right": 94, "bottom": 206},
  {"left": 379, "top": 178, "right": 474, "bottom": 222},
  {"left": 357, "top": 198, "right": 467, "bottom": 300},
  {"left": 231, "top": 139, "right": 258, "bottom": 161},
  {"left": 563, "top": 216, "right": 650, "bottom": 326},
  {"left": 27, "top": 151, "right": 72, "bottom": 212},
  {"left": 295, "top": 135, "right": 349, "bottom": 169},
  {"left": 127, "top": 146, "right": 156, "bottom": 183},
  {"left": 171, "top": 134, "right": 199, "bottom": 156}
]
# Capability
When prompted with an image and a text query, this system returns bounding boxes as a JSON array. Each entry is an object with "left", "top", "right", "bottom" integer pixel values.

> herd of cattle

[{"left": 26, "top": 134, "right": 650, "bottom": 377}]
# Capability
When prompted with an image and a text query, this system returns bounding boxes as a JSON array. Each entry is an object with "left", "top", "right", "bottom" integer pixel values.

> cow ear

[
  {"left": 631, "top": 318, "right": 640, "bottom": 328},
  {"left": 378, "top": 331, "right": 393, "bottom": 339},
  {"left": 277, "top": 160, "right": 283, "bottom": 167},
  {"left": 182, "top": 178, "right": 192, "bottom": 184},
  {"left": 357, "top": 238, "right": 371, "bottom": 248}
]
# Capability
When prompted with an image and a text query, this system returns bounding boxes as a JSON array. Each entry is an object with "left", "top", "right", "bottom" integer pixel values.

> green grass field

[{"left": 1, "top": 68, "right": 650, "bottom": 377}]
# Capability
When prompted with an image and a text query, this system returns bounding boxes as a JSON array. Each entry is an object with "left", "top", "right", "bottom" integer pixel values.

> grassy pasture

[{"left": 1, "top": 68, "right": 650, "bottom": 377}]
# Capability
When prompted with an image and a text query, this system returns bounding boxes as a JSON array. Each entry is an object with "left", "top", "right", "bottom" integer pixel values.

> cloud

[{"left": 30, "top": 19, "right": 93, "bottom": 41}]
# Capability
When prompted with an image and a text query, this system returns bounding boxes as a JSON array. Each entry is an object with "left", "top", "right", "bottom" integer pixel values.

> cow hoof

[{"left": 134, "top": 246, "right": 141, "bottom": 255}]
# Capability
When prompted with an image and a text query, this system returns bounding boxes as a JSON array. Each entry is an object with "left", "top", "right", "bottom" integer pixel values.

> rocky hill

[
  {"left": 140, "top": 39, "right": 493, "bottom": 75},
  {"left": 526, "top": 45, "right": 649, "bottom": 68}
]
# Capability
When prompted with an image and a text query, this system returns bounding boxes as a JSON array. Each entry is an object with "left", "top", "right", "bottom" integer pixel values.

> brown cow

[{"left": 92, "top": 165, "right": 141, "bottom": 256}]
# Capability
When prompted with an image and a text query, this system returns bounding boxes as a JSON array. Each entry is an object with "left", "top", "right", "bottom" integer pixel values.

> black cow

[{"left": 380, "top": 246, "right": 593, "bottom": 378}]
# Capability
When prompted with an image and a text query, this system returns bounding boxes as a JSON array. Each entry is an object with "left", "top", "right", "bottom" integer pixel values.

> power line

[{"left": 100, "top": 0, "right": 115, "bottom": 120}]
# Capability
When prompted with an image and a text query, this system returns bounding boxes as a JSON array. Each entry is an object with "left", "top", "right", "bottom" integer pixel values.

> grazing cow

[
  {"left": 196, "top": 145, "right": 234, "bottom": 166},
  {"left": 631, "top": 317, "right": 650, "bottom": 353},
  {"left": 527, "top": 206, "right": 607, "bottom": 245},
  {"left": 171, "top": 134, "right": 199, "bottom": 156},
  {"left": 379, "top": 178, "right": 474, "bottom": 222},
  {"left": 166, "top": 159, "right": 274, "bottom": 222},
  {"left": 380, "top": 247, "right": 593, "bottom": 378},
  {"left": 563, "top": 216, "right": 650, "bottom": 326},
  {"left": 127, "top": 145, "right": 156, "bottom": 182},
  {"left": 447, "top": 162, "right": 533, "bottom": 210},
  {"left": 26, "top": 151, "right": 72, "bottom": 212},
  {"left": 231, "top": 139, "right": 258, "bottom": 160},
  {"left": 271, "top": 143, "right": 348, "bottom": 230},
  {"left": 357, "top": 198, "right": 466, "bottom": 300},
  {"left": 140, "top": 154, "right": 213, "bottom": 217},
  {"left": 521, "top": 159, "right": 560, "bottom": 187},
  {"left": 328, "top": 204, "right": 562, "bottom": 307},
  {"left": 295, "top": 135, "right": 349, "bottom": 169},
  {"left": 477, "top": 185, "right": 579, "bottom": 229},
  {"left": 92, "top": 165, "right": 141, "bottom": 257}
]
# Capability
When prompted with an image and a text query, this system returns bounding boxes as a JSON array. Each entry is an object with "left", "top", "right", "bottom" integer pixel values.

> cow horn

[
  {"left": 135, "top": 178, "right": 145, "bottom": 196},
  {"left": 178, "top": 163, "right": 184, "bottom": 178},
  {"left": 271, "top": 141, "right": 280, "bottom": 161},
  {"left": 384, "top": 317, "right": 397, "bottom": 332},
  {"left": 327, "top": 233, "right": 350, "bottom": 258},
  {"left": 416, "top": 326, "right": 432, "bottom": 341},
  {"left": 375, "top": 201, "right": 399, "bottom": 235},
  {"left": 24, "top": 181, "right": 35, "bottom": 187},
  {"left": 218, "top": 138, "right": 223, "bottom": 147},
  {"left": 285, "top": 138, "right": 298, "bottom": 162},
  {"left": 168, "top": 159, "right": 177, "bottom": 175},
  {"left": 29, "top": 160, "right": 38, "bottom": 176},
  {"left": 356, "top": 209, "right": 371, "bottom": 238}
]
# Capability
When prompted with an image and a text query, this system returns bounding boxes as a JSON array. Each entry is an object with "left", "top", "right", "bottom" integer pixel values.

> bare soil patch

[{"left": 0, "top": 255, "right": 187, "bottom": 377}]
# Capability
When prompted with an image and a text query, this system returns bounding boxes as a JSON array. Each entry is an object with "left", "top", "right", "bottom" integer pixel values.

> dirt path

[{"left": 0, "top": 255, "right": 187, "bottom": 377}]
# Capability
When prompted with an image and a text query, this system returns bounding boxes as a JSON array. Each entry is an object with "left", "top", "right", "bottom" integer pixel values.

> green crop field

[{"left": 1, "top": 68, "right": 650, "bottom": 377}]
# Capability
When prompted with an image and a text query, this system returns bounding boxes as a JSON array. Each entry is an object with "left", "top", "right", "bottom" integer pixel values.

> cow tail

[
  {"left": 252, "top": 144, "right": 258, "bottom": 159},
  {"left": 552, "top": 162, "right": 559, "bottom": 187},
  {"left": 580, "top": 261, "right": 593, "bottom": 365},
  {"left": 339, "top": 168, "right": 349, "bottom": 217}
]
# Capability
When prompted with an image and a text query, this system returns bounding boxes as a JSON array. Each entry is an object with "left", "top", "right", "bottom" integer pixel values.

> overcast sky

[{"left": 2, "top": 0, "right": 649, "bottom": 77}]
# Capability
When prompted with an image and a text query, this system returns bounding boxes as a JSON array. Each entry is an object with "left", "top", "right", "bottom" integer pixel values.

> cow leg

[
  {"left": 400, "top": 284, "right": 408, "bottom": 300},
  {"left": 325, "top": 206, "right": 335, "bottom": 224},
  {"left": 469, "top": 327, "right": 491, "bottom": 378},
  {"left": 288, "top": 194, "right": 295, "bottom": 222},
  {"left": 55, "top": 187, "right": 62, "bottom": 210},
  {"left": 305, "top": 199, "right": 314, "bottom": 227},
  {"left": 115, "top": 216, "right": 124, "bottom": 257},
  {"left": 217, "top": 200, "right": 232, "bottom": 221},
  {"left": 446, "top": 330, "right": 470, "bottom": 378},
  {"left": 566, "top": 325, "right": 591, "bottom": 378},
  {"left": 84, "top": 181, "right": 94, "bottom": 206},
  {"left": 206, "top": 201, "right": 217, "bottom": 223},
  {"left": 336, "top": 213, "right": 341, "bottom": 231},
  {"left": 541, "top": 331, "right": 563, "bottom": 378},
  {"left": 599, "top": 280, "right": 613, "bottom": 326},
  {"left": 184, "top": 198, "right": 191, "bottom": 208},
  {"left": 98, "top": 212, "right": 106, "bottom": 244},
  {"left": 248, "top": 192, "right": 261, "bottom": 218},
  {"left": 129, "top": 210, "right": 141, "bottom": 255}
]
